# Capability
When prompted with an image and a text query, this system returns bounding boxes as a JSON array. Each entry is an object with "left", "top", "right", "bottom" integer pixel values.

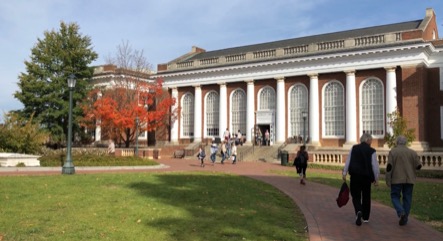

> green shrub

[
  {"left": 15, "top": 162, "right": 26, "bottom": 167},
  {"left": 39, "top": 153, "right": 158, "bottom": 167}
]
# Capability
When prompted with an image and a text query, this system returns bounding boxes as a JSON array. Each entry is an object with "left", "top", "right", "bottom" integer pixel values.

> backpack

[
  {"left": 299, "top": 153, "right": 306, "bottom": 165},
  {"left": 294, "top": 152, "right": 306, "bottom": 166}
]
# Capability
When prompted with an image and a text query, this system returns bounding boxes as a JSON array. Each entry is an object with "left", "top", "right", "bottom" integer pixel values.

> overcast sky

[{"left": 1, "top": 0, "right": 442, "bottom": 116}]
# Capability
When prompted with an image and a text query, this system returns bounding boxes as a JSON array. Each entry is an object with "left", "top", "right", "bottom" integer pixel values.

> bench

[{"left": 173, "top": 149, "right": 185, "bottom": 159}]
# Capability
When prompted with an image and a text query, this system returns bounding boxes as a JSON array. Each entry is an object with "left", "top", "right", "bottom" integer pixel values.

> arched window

[
  {"left": 323, "top": 81, "right": 345, "bottom": 137},
  {"left": 289, "top": 84, "right": 309, "bottom": 138},
  {"left": 205, "top": 91, "right": 219, "bottom": 137},
  {"left": 181, "top": 93, "right": 194, "bottom": 137},
  {"left": 360, "top": 78, "right": 384, "bottom": 136},
  {"left": 231, "top": 89, "right": 246, "bottom": 135},
  {"left": 259, "top": 86, "right": 275, "bottom": 110}
]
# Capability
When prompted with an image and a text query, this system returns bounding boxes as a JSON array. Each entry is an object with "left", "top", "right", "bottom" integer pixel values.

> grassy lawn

[
  {"left": 0, "top": 172, "right": 308, "bottom": 241},
  {"left": 273, "top": 168, "right": 443, "bottom": 233}
]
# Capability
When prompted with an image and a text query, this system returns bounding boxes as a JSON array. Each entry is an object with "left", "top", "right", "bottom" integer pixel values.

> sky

[{"left": 1, "top": 0, "right": 442, "bottom": 117}]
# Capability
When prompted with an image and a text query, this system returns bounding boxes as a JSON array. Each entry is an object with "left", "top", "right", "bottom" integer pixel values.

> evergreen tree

[{"left": 14, "top": 22, "right": 98, "bottom": 146}]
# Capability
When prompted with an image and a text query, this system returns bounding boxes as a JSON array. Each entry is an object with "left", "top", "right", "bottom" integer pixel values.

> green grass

[
  {"left": 0, "top": 172, "right": 308, "bottom": 241},
  {"left": 273, "top": 168, "right": 443, "bottom": 233}
]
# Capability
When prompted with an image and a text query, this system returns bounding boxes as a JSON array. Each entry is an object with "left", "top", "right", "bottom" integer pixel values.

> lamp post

[
  {"left": 135, "top": 116, "right": 139, "bottom": 157},
  {"left": 302, "top": 111, "right": 308, "bottom": 145},
  {"left": 62, "top": 74, "right": 76, "bottom": 174}
]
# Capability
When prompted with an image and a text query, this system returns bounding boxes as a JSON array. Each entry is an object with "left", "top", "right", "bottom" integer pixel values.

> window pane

[
  {"left": 361, "top": 79, "right": 384, "bottom": 136},
  {"left": 182, "top": 93, "right": 194, "bottom": 137},
  {"left": 324, "top": 82, "right": 344, "bottom": 136},
  {"left": 231, "top": 90, "right": 246, "bottom": 135},
  {"left": 206, "top": 91, "right": 219, "bottom": 136},
  {"left": 289, "top": 85, "right": 309, "bottom": 138}
]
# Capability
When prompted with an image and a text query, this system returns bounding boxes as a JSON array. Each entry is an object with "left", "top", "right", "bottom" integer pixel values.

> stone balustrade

[
  {"left": 166, "top": 32, "right": 402, "bottom": 71},
  {"left": 313, "top": 151, "right": 443, "bottom": 170}
]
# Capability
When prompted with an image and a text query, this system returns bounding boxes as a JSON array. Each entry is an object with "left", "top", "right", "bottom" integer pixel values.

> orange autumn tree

[{"left": 82, "top": 78, "right": 176, "bottom": 148}]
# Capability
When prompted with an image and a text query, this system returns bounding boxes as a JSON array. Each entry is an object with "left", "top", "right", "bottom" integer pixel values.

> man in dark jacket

[
  {"left": 342, "top": 133, "right": 380, "bottom": 226},
  {"left": 385, "top": 135, "right": 421, "bottom": 226}
]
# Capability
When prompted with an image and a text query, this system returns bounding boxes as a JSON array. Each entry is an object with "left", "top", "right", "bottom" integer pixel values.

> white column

[
  {"left": 309, "top": 74, "right": 320, "bottom": 146},
  {"left": 345, "top": 71, "right": 358, "bottom": 147},
  {"left": 170, "top": 87, "right": 179, "bottom": 144},
  {"left": 194, "top": 85, "right": 202, "bottom": 142},
  {"left": 246, "top": 80, "right": 255, "bottom": 144},
  {"left": 385, "top": 67, "right": 397, "bottom": 135},
  {"left": 276, "top": 77, "right": 286, "bottom": 144},
  {"left": 219, "top": 83, "right": 228, "bottom": 140}
]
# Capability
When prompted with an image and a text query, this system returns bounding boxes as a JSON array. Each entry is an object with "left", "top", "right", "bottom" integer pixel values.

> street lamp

[
  {"left": 62, "top": 74, "right": 76, "bottom": 174},
  {"left": 301, "top": 111, "right": 308, "bottom": 145},
  {"left": 135, "top": 116, "right": 139, "bottom": 157}
]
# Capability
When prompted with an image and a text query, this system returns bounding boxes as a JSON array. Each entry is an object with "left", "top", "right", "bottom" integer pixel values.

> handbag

[{"left": 336, "top": 182, "right": 349, "bottom": 208}]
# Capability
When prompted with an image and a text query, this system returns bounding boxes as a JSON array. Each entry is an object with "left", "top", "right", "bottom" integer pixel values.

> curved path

[{"left": 1, "top": 158, "right": 442, "bottom": 241}]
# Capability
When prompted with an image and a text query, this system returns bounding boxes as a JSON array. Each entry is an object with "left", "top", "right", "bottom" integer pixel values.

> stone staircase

[{"left": 238, "top": 145, "right": 280, "bottom": 162}]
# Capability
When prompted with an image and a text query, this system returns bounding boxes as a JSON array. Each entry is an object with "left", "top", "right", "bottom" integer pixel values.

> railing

[
  {"left": 253, "top": 49, "right": 276, "bottom": 59},
  {"left": 313, "top": 151, "right": 443, "bottom": 170},
  {"left": 355, "top": 35, "right": 385, "bottom": 46},
  {"left": 225, "top": 53, "right": 246, "bottom": 62},
  {"left": 317, "top": 40, "right": 345, "bottom": 51},
  {"left": 284, "top": 45, "right": 308, "bottom": 55},
  {"left": 200, "top": 57, "right": 219, "bottom": 65},
  {"left": 120, "top": 148, "right": 135, "bottom": 157}
]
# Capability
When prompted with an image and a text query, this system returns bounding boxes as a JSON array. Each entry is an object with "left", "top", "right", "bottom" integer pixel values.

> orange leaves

[{"left": 81, "top": 78, "right": 176, "bottom": 143}]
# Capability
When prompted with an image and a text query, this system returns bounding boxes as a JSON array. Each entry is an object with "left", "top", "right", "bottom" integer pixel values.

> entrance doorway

[{"left": 257, "top": 124, "right": 270, "bottom": 146}]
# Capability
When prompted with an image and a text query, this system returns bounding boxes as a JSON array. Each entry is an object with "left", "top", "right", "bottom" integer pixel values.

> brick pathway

[{"left": 1, "top": 158, "right": 442, "bottom": 241}]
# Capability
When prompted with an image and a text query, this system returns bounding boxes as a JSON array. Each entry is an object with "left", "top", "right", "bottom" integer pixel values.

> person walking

[
  {"left": 221, "top": 141, "right": 227, "bottom": 164},
  {"left": 197, "top": 146, "right": 206, "bottom": 167},
  {"left": 231, "top": 142, "right": 238, "bottom": 164},
  {"left": 210, "top": 142, "right": 218, "bottom": 165},
  {"left": 294, "top": 145, "right": 309, "bottom": 185},
  {"left": 265, "top": 129, "right": 270, "bottom": 146},
  {"left": 342, "top": 133, "right": 380, "bottom": 226},
  {"left": 108, "top": 139, "right": 115, "bottom": 156},
  {"left": 385, "top": 135, "right": 422, "bottom": 226},
  {"left": 223, "top": 128, "right": 230, "bottom": 142}
]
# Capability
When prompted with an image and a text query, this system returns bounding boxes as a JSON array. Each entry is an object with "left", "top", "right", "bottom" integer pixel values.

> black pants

[{"left": 350, "top": 175, "right": 372, "bottom": 220}]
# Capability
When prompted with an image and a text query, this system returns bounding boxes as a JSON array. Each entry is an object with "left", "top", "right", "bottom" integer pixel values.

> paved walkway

[{"left": 1, "top": 159, "right": 442, "bottom": 241}]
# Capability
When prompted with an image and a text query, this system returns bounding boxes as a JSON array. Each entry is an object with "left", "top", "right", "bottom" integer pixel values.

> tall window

[
  {"left": 323, "top": 81, "right": 345, "bottom": 137},
  {"left": 205, "top": 91, "right": 219, "bottom": 137},
  {"left": 231, "top": 89, "right": 246, "bottom": 134},
  {"left": 259, "top": 86, "right": 275, "bottom": 110},
  {"left": 361, "top": 78, "right": 384, "bottom": 136},
  {"left": 289, "top": 84, "right": 308, "bottom": 137},
  {"left": 181, "top": 93, "right": 194, "bottom": 137}
]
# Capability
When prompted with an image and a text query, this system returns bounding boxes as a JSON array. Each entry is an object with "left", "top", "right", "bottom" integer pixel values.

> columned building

[{"left": 155, "top": 8, "right": 443, "bottom": 151}]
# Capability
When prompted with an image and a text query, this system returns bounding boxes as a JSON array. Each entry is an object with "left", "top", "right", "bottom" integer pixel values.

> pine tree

[{"left": 14, "top": 22, "right": 98, "bottom": 146}]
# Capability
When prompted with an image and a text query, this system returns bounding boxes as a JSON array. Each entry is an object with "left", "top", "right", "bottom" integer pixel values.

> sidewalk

[{"left": 1, "top": 159, "right": 442, "bottom": 241}]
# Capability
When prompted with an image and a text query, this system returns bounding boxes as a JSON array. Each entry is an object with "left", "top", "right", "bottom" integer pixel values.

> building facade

[{"left": 155, "top": 8, "right": 443, "bottom": 151}]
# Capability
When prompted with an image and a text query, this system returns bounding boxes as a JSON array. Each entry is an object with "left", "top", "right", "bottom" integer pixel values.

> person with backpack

[
  {"left": 294, "top": 145, "right": 309, "bottom": 185},
  {"left": 197, "top": 146, "right": 206, "bottom": 167}
]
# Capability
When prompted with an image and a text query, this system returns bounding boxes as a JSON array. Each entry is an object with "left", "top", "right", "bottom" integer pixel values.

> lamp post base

[{"left": 62, "top": 162, "right": 75, "bottom": 174}]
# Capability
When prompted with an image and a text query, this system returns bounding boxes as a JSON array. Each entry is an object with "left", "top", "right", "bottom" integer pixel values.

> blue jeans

[
  {"left": 391, "top": 183, "right": 414, "bottom": 218},
  {"left": 210, "top": 153, "right": 216, "bottom": 163}
]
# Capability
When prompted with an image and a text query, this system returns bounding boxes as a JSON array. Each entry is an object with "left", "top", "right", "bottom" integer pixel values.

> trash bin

[{"left": 280, "top": 150, "right": 288, "bottom": 166}]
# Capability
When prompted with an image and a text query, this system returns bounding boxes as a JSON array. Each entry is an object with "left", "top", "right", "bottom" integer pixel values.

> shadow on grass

[{"left": 127, "top": 173, "right": 307, "bottom": 241}]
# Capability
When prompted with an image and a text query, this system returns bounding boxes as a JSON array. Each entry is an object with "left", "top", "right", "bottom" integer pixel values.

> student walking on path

[
  {"left": 294, "top": 145, "right": 309, "bottom": 185},
  {"left": 342, "top": 133, "right": 380, "bottom": 226},
  {"left": 385, "top": 135, "right": 422, "bottom": 226}
]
